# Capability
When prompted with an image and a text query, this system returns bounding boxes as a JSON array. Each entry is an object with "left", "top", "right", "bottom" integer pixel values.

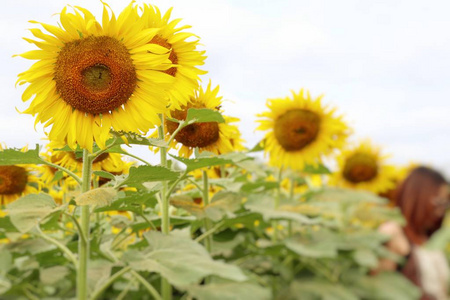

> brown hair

[{"left": 395, "top": 166, "right": 447, "bottom": 243}]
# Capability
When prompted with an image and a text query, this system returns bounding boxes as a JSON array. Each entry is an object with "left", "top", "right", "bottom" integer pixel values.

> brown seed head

[
  {"left": 55, "top": 36, "right": 136, "bottom": 114},
  {"left": 0, "top": 166, "right": 28, "bottom": 195},
  {"left": 274, "top": 109, "right": 320, "bottom": 151},
  {"left": 343, "top": 153, "right": 378, "bottom": 183}
]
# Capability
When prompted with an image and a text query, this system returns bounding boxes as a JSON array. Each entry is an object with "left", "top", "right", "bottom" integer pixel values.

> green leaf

[
  {"left": 124, "top": 231, "right": 247, "bottom": 287},
  {"left": 75, "top": 187, "right": 117, "bottom": 207},
  {"left": 186, "top": 108, "right": 225, "bottom": 123},
  {"left": 0, "top": 145, "right": 42, "bottom": 165},
  {"left": 351, "top": 272, "right": 421, "bottom": 300},
  {"left": 247, "top": 140, "right": 265, "bottom": 153},
  {"left": 205, "top": 191, "right": 242, "bottom": 221},
  {"left": 170, "top": 191, "right": 242, "bottom": 221},
  {"left": 188, "top": 282, "right": 271, "bottom": 300},
  {"left": 170, "top": 154, "right": 233, "bottom": 172},
  {"left": 51, "top": 170, "right": 64, "bottom": 182},
  {"left": 40, "top": 266, "right": 70, "bottom": 285},
  {"left": 0, "top": 275, "right": 11, "bottom": 295},
  {"left": 7, "top": 193, "right": 57, "bottom": 233},
  {"left": 0, "top": 248, "right": 12, "bottom": 276},
  {"left": 353, "top": 248, "right": 378, "bottom": 268},
  {"left": 245, "top": 195, "right": 318, "bottom": 225},
  {"left": 93, "top": 170, "right": 115, "bottom": 181},
  {"left": 285, "top": 232, "right": 339, "bottom": 259},
  {"left": 110, "top": 131, "right": 169, "bottom": 148},
  {"left": 303, "top": 164, "right": 331, "bottom": 174},
  {"left": 122, "top": 165, "right": 180, "bottom": 187},
  {"left": 94, "top": 190, "right": 158, "bottom": 214},
  {"left": 290, "top": 280, "right": 358, "bottom": 300}
]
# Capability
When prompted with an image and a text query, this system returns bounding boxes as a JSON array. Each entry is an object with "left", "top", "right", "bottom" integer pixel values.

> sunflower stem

[
  {"left": 202, "top": 170, "right": 213, "bottom": 252},
  {"left": 77, "top": 149, "right": 92, "bottom": 300},
  {"left": 272, "top": 167, "right": 283, "bottom": 242},
  {"left": 39, "top": 158, "right": 82, "bottom": 186},
  {"left": 158, "top": 114, "right": 172, "bottom": 300}
]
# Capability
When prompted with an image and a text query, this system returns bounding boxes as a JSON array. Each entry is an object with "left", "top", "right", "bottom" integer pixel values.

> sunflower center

[
  {"left": 150, "top": 35, "right": 178, "bottom": 76},
  {"left": 55, "top": 36, "right": 137, "bottom": 114},
  {"left": 343, "top": 153, "right": 378, "bottom": 183},
  {"left": 0, "top": 166, "right": 28, "bottom": 195},
  {"left": 166, "top": 107, "right": 220, "bottom": 148},
  {"left": 274, "top": 109, "right": 320, "bottom": 151}
]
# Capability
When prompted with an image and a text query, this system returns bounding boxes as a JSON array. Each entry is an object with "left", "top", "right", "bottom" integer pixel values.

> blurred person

[{"left": 378, "top": 166, "right": 449, "bottom": 300}]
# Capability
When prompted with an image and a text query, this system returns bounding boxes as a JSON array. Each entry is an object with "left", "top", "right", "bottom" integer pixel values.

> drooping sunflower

[
  {"left": 163, "top": 81, "right": 245, "bottom": 157},
  {"left": 0, "top": 145, "right": 42, "bottom": 205},
  {"left": 17, "top": 3, "right": 176, "bottom": 151},
  {"left": 256, "top": 89, "right": 350, "bottom": 170},
  {"left": 330, "top": 140, "right": 396, "bottom": 194},
  {"left": 139, "top": 4, "right": 207, "bottom": 110}
]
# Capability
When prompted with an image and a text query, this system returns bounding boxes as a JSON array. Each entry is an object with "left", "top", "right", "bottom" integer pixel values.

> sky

[{"left": 1, "top": 0, "right": 450, "bottom": 176}]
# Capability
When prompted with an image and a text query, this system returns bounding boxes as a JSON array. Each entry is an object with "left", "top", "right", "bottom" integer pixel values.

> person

[{"left": 378, "top": 166, "right": 449, "bottom": 300}]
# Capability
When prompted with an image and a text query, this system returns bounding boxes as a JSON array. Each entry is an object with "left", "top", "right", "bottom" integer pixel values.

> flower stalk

[{"left": 77, "top": 149, "right": 92, "bottom": 300}]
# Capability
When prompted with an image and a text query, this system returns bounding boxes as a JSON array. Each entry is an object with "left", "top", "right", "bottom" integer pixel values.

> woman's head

[{"left": 395, "top": 166, "right": 448, "bottom": 240}]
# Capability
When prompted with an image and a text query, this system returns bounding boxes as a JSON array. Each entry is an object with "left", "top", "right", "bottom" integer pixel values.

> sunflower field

[{"left": 0, "top": 2, "right": 436, "bottom": 300}]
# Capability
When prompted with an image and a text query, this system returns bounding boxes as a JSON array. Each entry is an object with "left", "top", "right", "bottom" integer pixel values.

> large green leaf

[
  {"left": 290, "top": 280, "right": 358, "bottom": 300},
  {"left": 124, "top": 231, "right": 247, "bottom": 287},
  {"left": 94, "top": 190, "right": 158, "bottom": 214},
  {"left": 121, "top": 165, "right": 180, "bottom": 187},
  {"left": 188, "top": 282, "right": 271, "bottom": 300},
  {"left": 285, "top": 232, "right": 339, "bottom": 259},
  {"left": 245, "top": 195, "right": 318, "bottom": 225},
  {"left": 0, "top": 146, "right": 42, "bottom": 165},
  {"left": 75, "top": 187, "right": 117, "bottom": 207},
  {"left": 0, "top": 275, "right": 11, "bottom": 295},
  {"left": 170, "top": 191, "right": 242, "bottom": 221},
  {"left": 185, "top": 108, "right": 225, "bottom": 123},
  {"left": 7, "top": 193, "right": 57, "bottom": 233},
  {"left": 351, "top": 272, "right": 421, "bottom": 300},
  {"left": 169, "top": 155, "right": 233, "bottom": 172}
]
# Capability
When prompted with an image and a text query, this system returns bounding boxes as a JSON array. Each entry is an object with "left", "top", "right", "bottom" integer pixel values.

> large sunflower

[
  {"left": 17, "top": 3, "right": 176, "bottom": 151},
  {"left": 330, "top": 140, "right": 396, "bottom": 194},
  {"left": 163, "top": 81, "right": 245, "bottom": 157},
  {"left": 256, "top": 89, "right": 349, "bottom": 170},
  {"left": 139, "top": 4, "right": 207, "bottom": 110},
  {"left": 0, "top": 145, "right": 41, "bottom": 205}
]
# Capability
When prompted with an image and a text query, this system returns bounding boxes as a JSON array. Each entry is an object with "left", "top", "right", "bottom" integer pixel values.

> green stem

[
  {"left": 121, "top": 152, "right": 152, "bottom": 166},
  {"left": 272, "top": 167, "right": 283, "bottom": 242},
  {"left": 90, "top": 266, "right": 131, "bottom": 300},
  {"left": 131, "top": 270, "right": 163, "bottom": 300},
  {"left": 36, "top": 227, "right": 78, "bottom": 270},
  {"left": 77, "top": 149, "right": 92, "bottom": 300},
  {"left": 195, "top": 221, "right": 224, "bottom": 243},
  {"left": 39, "top": 158, "right": 82, "bottom": 185},
  {"left": 202, "top": 170, "right": 213, "bottom": 253},
  {"left": 116, "top": 280, "right": 133, "bottom": 300},
  {"left": 167, "top": 120, "right": 187, "bottom": 145},
  {"left": 158, "top": 114, "right": 171, "bottom": 300}
]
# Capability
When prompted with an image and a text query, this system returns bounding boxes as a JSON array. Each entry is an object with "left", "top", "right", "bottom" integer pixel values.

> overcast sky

[{"left": 1, "top": 0, "right": 450, "bottom": 176}]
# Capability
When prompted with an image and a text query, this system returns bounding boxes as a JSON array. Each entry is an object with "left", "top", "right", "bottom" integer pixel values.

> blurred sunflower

[
  {"left": 17, "top": 3, "right": 175, "bottom": 151},
  {"left": 38, "top": 152, "right": 78, "bottom": 192},
  {"left": 330, "top": 140, "right": 396, "bottom": 194},
  {"left": 140, "top": 4, "right": 207, "bottom": 110},
  {"left": 0, "top": 145, "right": 41, "bottom": 205},
  {"left": 163, "top": 82, "right": 245, "bottom": 157},
  {"left": 256, "top": 89, "right": 349, "bottom": 170},
  {"left": 46, "top": 141, "right": 133, "bottom": 182}
]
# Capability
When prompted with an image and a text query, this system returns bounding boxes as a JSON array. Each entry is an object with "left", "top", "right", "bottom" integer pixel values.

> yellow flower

[
  {"left": 140, "top": 4, "right": 207, "bottom": 110},
  {"left": 17, "top": 3, "right": 175, "bottom": 151},
  {"left": 45, "top": 141, "right": 133, "bottom": 183},
  {"left": 330, "top": 140, "right": 396, "bottom": 194},
  {"left": 0, "top": 145, "right": 41, "bottom": 205},
  {"left": 163, "top": 81, "right": 245, "bottom": 157},
  {"left": 256, "top": 89, "right": 349, "bottom": 170}
]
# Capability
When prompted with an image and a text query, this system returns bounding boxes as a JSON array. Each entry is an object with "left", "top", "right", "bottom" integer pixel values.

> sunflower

[
  {"left": 139, "top": 4, "right": 207, "bottom": 110},
  {"left": 45, "top": 141, "right": 133, "bottom": 183},
  {"left": 17, "top": 3, "right": 176, "bottom": 151},
  {"left": 330, "top": 140, "right": 396, "bottom": 194},
  {"left": 256, "top": 89, "right": 349, "bottom": 171},
  {"left": 0, "top": 145, "right": 41, "bottom": 205},
  {"left": 163, "top": 81, "right": 245, "bottom": 157},
  {"left": 38, "top": 152, "right": 78, "bottom": 192}
]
